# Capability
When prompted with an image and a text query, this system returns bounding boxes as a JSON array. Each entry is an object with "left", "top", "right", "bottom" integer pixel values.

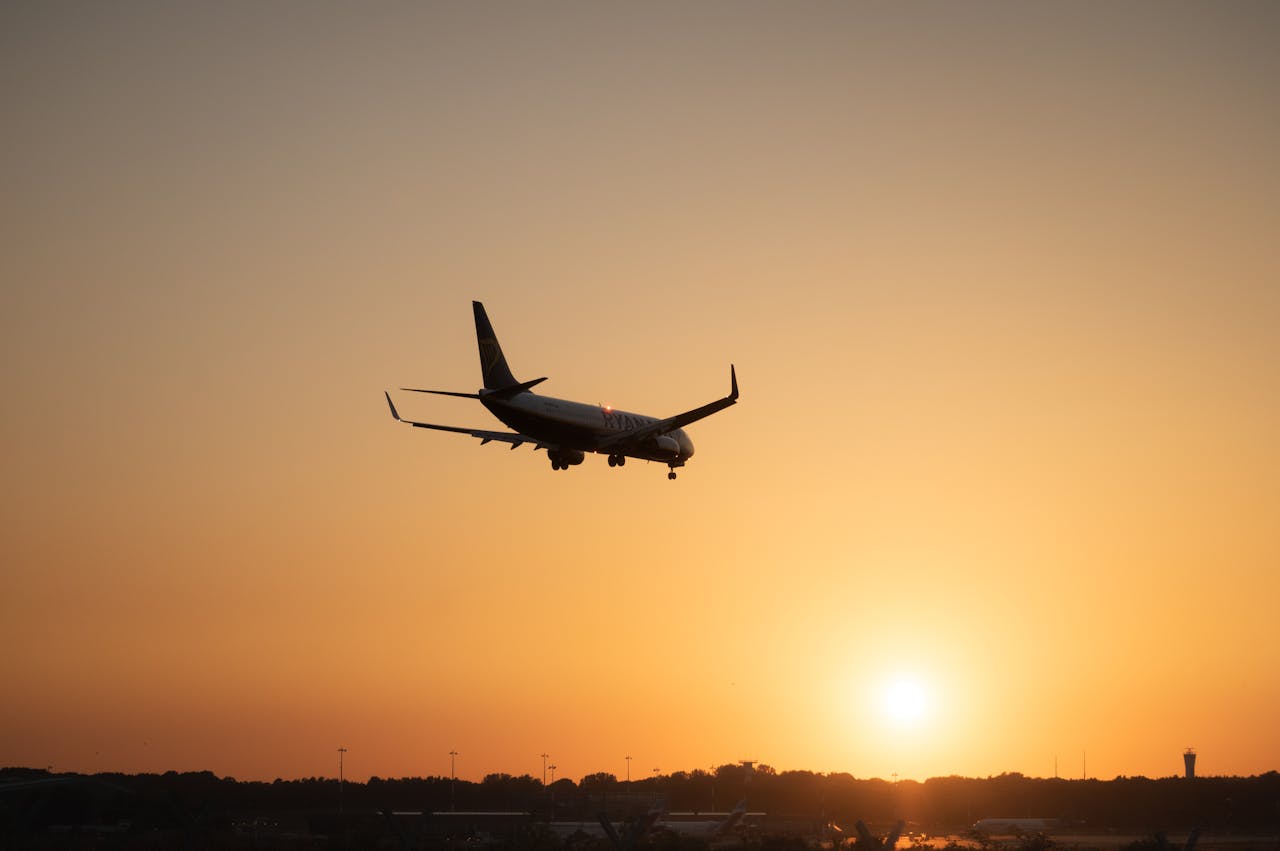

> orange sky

[{"left": 3, "top": 2, "right": 1278, "bottom": 784}]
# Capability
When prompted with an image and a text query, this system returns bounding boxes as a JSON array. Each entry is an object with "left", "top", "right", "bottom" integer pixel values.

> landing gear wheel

[
  {"left": 668, "top": 471, "right": 677, "bottom": 480},
  {"left": 617, "top": 456, "right": 625, "bottom": 466},
  {"left": 607, "top": 456, "right": 617, "bottom": 467}
]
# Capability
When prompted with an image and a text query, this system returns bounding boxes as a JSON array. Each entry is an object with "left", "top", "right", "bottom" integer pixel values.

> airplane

[
  {"left": 971, "top": 818, "right": 1058, "bottom": 834},
  {"left": 385, "top": 301, "right": 738, "bottom": 479},
  {"left": 654, "top": 799, "right": 750, "bottom": 839},
  {"left": 548, "top": 800, "right": 748, "bottom": 847},
  {"left": 853, "top": 819, "right": 905, "bottom": 849},
  {"left": 823, "top": 819, "right": 904, "bottom": 849}
]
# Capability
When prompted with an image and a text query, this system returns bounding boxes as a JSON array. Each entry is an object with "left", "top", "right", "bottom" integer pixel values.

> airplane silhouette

[{"left": 386, "top": 301, "right": 738, "bottom": 479}]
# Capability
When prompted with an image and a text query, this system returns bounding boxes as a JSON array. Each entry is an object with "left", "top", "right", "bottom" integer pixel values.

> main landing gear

[{"left": 607, "top": 454, "right": 626, "bottom": 468}]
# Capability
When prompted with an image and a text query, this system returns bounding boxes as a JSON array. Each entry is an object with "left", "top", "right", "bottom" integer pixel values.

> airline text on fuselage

[{"left": 601, "top": 409, "right": 655, "bottom": 431}]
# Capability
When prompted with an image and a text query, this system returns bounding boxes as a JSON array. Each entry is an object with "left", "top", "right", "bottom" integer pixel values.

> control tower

[{"left": 1184, "top": 748, "right": 1196, "bottom": 779}]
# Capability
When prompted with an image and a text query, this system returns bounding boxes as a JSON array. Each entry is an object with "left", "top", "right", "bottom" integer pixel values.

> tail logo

[{"left": 479, "top": 336, "right": 502, "bottom": 378}]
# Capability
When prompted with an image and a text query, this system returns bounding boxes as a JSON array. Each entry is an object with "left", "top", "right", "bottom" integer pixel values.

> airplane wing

[
  {"left": 384, "top": 392, "right": 549, "bottom": 450},
  {"left": 595, "top": 365, "right": 738, "bottom": 452}
]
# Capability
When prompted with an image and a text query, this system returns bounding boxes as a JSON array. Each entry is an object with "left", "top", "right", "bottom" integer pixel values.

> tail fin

[
  {"left": 717, "top": 800, "right": 748, "bottom": 836},
  {"left": 473, "top": 301, "right": 519, "bottom": 390}
]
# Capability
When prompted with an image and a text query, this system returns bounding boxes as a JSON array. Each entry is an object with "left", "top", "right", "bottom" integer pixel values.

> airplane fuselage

[{"left": 481, "top": 391, "right": 695, "bottom": 464}]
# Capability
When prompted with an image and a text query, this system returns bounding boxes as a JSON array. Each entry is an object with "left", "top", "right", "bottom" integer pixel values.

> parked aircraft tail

[
  {"left": 718, "top": 800, "right": 749, "bottom": 836},
  {"left": 855, "top": 819, "right": 905, "bottom": 849}
]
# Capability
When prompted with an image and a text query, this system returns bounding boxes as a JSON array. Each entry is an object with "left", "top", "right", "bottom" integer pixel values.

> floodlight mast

[
  {"left": 337, "top": 747, "right": 348, "bottom": 814},
  {"left": 449, "top": 750, "right": 459, "bottom": 811}
]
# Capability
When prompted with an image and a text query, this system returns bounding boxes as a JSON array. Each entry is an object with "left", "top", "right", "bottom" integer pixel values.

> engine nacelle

[
  {"left": 549, "top": 449, "right": 585, "bottom": 467},
  {"left": 648, "top": 435, "right": 681, "bottom": 460}
]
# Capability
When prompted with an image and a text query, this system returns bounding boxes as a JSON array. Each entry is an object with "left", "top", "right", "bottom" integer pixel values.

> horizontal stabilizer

[
  {"left": 400, "top": 387, "right": 481, "bottom": 399},
  {"left": 484, "top": 376, "right": 548, "bottom": 397},
  {"left": 399, "top": 378, "right": 546, "bottom": 400}
]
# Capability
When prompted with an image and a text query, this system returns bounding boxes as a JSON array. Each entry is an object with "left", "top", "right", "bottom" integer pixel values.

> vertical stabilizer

[
  {"left": 473, "top": 301, "right": 519, "bottom": 390},
  {"left": 718, "top": 800, "right": 748, "bottom": 836}
]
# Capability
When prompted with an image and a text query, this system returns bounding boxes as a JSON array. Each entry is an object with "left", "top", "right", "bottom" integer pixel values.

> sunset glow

[{"left": 2, "top": 2, "right": 1278, "bottom": 786}]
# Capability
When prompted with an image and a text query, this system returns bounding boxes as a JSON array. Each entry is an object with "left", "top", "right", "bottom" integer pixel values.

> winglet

[
  {"left": 729, "top": 364, "right": 738, "bottom": 401},
  {"left": 384, "top": 391, "right": 402, "bottom": 422}
]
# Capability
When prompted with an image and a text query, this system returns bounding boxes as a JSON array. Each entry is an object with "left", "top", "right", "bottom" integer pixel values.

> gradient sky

[{"left": 3, "top": 2, "right": 1278, "bottom": 784}]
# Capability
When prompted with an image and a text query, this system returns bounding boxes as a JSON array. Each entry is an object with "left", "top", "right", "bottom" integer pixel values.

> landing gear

[
  {"left": 607, "top": 454, "right": 626, "bottom": 468},
  {"left": 550, "top": 458, "right": 562, "bottom": 471},
  {"left": 668, "top": 471, "right": 677, "bottom": 480}
]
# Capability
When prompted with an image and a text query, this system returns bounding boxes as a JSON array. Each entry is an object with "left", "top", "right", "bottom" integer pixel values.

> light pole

[
  {"left": 541, "top": 753, "right": 550, "bottom": 787},
  {"left": 625, "top": 755, "right": 632, "bottom": 783},
  {"left": 337, "top": 747, "right": 347, "bottom": 814},
  {"left": 549, "top": 764, "right": 557, "bottom": 784},
  {"left": 449, "top": 750, "right": 459, "bottom": 812}
]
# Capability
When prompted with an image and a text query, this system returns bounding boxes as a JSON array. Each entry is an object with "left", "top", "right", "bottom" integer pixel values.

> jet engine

[
  {"left": 547, "top": 449, "right": 585, "bottom": 470},
  {"left": 647, "top": 435, "right": 681, "bottom": 460}
]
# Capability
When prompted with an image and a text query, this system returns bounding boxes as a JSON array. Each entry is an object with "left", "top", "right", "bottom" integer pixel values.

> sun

[{"left": 881, "top": 674, "right": 930, "bottom": 726}]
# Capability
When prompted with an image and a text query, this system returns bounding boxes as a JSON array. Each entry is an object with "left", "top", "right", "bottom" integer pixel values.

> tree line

[{"left": 3, "top": 765, "right": 1278, "bottom": 833}]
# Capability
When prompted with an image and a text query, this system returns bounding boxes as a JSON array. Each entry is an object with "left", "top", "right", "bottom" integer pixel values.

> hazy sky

[{"left": 3, "top": 2, "right": 1278, "bottom": 784}]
